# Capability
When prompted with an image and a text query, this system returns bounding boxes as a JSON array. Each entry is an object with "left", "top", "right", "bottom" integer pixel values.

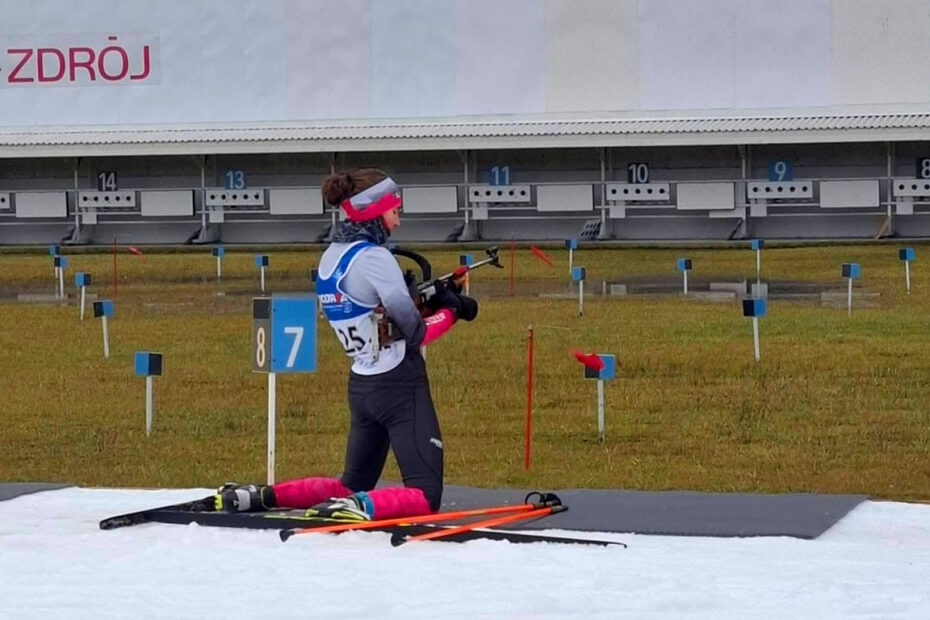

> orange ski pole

[
  {"left": 392, "top": 504, "right": 567, "bottom": 546},
  {"left": 280, "top": 501, "right": 544, "bottom": 542}
]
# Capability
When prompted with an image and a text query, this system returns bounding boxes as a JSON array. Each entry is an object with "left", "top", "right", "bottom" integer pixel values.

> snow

[{"left": 1, "top": 488, "right": 928, "bottom": 619}]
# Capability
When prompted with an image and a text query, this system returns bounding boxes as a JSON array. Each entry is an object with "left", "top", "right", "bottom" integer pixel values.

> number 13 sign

[{"left": 253, "top": 296, "right": 317, "bottom": 373}]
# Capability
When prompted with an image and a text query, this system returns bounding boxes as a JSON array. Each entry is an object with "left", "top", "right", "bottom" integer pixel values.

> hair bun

[
  {"left": 321, "top": 173, "right": 356, "bottom": 206},
  {"left": 321, "top": 168, "right": 388, "bottom": 206}
]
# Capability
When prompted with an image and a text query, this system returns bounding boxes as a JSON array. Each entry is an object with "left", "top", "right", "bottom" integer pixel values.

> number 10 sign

[{"left": 252, "top": 295, "right": 317, "bottom": 484}]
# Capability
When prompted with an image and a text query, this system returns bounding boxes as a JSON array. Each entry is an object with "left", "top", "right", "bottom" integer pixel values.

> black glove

[
  {"left": 456, "top": 294, "right": 479, "bottom": 321},
  {"left": 423, "top": 280, "right": 464, "bottom": 318}
]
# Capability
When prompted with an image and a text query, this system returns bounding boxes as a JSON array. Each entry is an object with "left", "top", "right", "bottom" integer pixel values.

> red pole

[
  {"left": 509, "top": 236, "right": 515, "bottom": 297},
  {"left": 111, "top": 235, "right": 118, "bottom": 297},
  {"left": 524, "top": 324, "right": 534, "bottom": 470}
]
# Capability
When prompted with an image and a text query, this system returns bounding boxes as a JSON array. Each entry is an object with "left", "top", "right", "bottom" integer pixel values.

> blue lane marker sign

[
  {"left": 93, "top": 299, "right": 114, "bottom": 359},
  {"left": 54, "top": 255, "right": 68, "bottom": 298},
  {"left": 750, "top": 239, "right": 764, "bottom": 279},
  {"left": 134, "top": 351, "right": 163, "bottom": 376},
  {"left": 742, "top": 298, "right": 766, "bottom": 362},
  {"left": 93, "top": 299, "right": 114, "bottom": 318},
  {"left": 583, "top": 354, "right": 616, "bottom": 380},
  {"left": 572, "top": 267, "right": 586, "bottom": 316},
  {"left": 899, "top": 248, "right": 915, "bottom": 294},
  {"left": 582, "top": 353, "right": 616, "bottom": 443},
  {"left": 75, "top": 272, "right": 91, "bottom": 320},
  {"left": 742, "top": 298, "right": 767, "bottom": 318},
  {"left": 212, "top": 246, "right": 224, "bottom": 280},
  {"left": 255, "top": 255, "right": 269, "bottom": 292},
  {"left": 842, "top": 263, "right": 860, "bottom": 316},
  {"left": 50, "top": 245, "right": 60, "bottom": 281},
  {"left": 565, "top": 239, "right": 578, "bottom": 277},
  {"left": 134, "top": 351, "right": 163, "bottom": 437},
  {"left": 677, "top": 258, "right": 692, "bottom": 294}
]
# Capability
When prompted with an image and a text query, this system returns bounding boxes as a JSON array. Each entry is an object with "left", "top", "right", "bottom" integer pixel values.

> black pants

[{"left": 340, "top": 348, "right": 444, "bottom": 511}]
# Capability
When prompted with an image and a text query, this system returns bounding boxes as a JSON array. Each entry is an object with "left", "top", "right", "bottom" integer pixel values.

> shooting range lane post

[
  {"left": 842, "top": 263, "right": 860, "bottom": 316},
  {"left": 459, "top": 253, "right": 474, "bottom": 296},
  {"left": 49, "top": 245, "right": 59, "bottom": 280},
  {"left": 676, "top": 258, "right": 693, "bottom": 295},
  {"left": 750, "top": 239, "right": 764, "bottom": 281},
  {"left": 212, "top": 246, "right": 225, "bottom": 281},
  {"left": 92, "top": 299, "right": 114, "bottom": 359},
  {"left": 252, "top": 295, "right": 317, "bottom": 485},
  {"left": 75, "top": 272, "right": 92, "bottom": 320},
  {"left": 133, "top": 352, "right": 163, "bottom": 437},
  {"left": 583, "top": 354, "right": 616, "bottom": 443},
  {"left": 899, "top": 248, "right": 915, "bottom": 294},
  {"left": 524, "top": 324, "right": 534, "bottom": 471},
  {"left": 255, "top": 255, "right": 269, "bottom": 293},
  {"left": 741, "top": 298, "right": 766, "bottom": 362},
  {"left": 54, "top": 255, "right": 68, "bottom": 299},
  {"left": 571, "top": 266, "right": 586, "bottom": 316},
  {"left": 565, "top": 238, "right": 578, "bottom": 277}
]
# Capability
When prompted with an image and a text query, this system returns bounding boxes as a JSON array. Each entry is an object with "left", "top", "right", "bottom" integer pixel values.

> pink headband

[{"left": 340, "top": 177, "right": 401, "bottom": 222}]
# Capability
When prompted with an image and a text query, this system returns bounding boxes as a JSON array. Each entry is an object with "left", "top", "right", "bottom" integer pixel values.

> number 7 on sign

[{"left": 283, "top": 326, "right": 304, "bottom": 368}]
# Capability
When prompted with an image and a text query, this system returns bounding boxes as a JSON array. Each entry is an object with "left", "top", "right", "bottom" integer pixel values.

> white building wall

[
  {"left": 830, "top": 0, "right": 930, "bottom": 105},
  {"left": 2, "top": 0, "right": 930, "bottom": 129}
]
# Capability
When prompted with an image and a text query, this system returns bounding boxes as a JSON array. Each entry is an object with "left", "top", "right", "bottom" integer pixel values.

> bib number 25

[{"left": 336, "top": 325, "right": 367, "bottom": 353}]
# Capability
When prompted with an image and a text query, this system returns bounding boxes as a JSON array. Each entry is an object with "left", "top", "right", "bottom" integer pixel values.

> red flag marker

[
  {"left": 128, "top": 246, "right": 147, "bottom": 262},
  {"left": 571, "top": 349, "right": 604, "bottom": 371},
  {"left": 530, "top": 245, "right": 553, "bottom": 267}
]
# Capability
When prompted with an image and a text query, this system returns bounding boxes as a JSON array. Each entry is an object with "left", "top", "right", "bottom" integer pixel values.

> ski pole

[
  {"left": 391, "top": 504, "right": 568, "bottom": 546},
  {"left": 280, "top": 500, "right": 552, "bottom": 541}
]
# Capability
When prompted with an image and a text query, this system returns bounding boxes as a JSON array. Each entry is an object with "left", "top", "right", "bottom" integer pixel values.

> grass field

[{"left": 1, "top": 243, "right": 928, "bottom": 500}]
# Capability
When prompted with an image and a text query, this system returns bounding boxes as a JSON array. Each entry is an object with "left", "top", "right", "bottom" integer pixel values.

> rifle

[
  {"left": 416, "top": 246, "right": 502, "bottom": 304},
  {"left": 372, "top": 247, "right": 502, "bottom": 352},
  {"left": 390, "top": 246, "right": 502, "bottom": 306}
]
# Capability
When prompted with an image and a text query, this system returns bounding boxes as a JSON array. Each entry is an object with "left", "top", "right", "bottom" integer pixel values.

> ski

[
  {"left": 389, "top": 524, "right": 626, "bottom": 547},
  {"left": 280, "top": 493, "right": 562, "bottom": 541},
  {"left": 392, "top": 504, "right": 568, "bottom": 546},
  {"left": 99, "top": 494, "right": 216, "bottom": 530}
]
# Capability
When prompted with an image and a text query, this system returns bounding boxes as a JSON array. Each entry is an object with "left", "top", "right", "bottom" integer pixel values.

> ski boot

[
  {"left": 214, "top": 483, "right": 276, "bottom": 512},
  {"left": 307, "top": 493, "right": 372, "bottom": 522}
]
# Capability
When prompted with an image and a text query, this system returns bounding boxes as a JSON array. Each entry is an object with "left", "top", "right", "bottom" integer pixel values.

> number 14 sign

[{"left": 252, "top": 295, "right": 317, "bottom": 485}]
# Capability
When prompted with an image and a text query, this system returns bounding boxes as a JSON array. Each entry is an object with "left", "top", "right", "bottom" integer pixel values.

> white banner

[{"left": 0, "top": 0, "right": 928, "bottom": 129}]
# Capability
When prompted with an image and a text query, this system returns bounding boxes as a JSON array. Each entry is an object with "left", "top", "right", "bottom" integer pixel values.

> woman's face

[{"left": 381, "top": 206, "right": 400, "bottom": 231}]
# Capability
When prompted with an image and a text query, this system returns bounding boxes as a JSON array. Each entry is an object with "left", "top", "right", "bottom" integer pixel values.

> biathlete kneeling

[{"left": 216, "top": 168, "right": 477, "bottom": 522}]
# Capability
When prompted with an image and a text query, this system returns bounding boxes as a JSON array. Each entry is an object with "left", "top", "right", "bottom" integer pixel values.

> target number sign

[{"left": 252, "top": 296, "right": 317, "bottom": 373}]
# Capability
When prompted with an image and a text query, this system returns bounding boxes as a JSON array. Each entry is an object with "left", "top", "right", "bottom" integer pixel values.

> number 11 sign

[{"left": 253, "top": 295, "right": 317, "bottom": 483}]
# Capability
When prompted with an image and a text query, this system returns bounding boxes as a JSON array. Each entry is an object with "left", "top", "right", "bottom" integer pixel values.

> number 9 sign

[{"left": 252, "top": 296, "right": 317, "bottom": 373}]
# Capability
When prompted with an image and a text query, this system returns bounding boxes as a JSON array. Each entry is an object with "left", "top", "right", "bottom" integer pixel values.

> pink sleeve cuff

[{"left": 421, "top": 308, "right": 455, "bottom": 346}]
